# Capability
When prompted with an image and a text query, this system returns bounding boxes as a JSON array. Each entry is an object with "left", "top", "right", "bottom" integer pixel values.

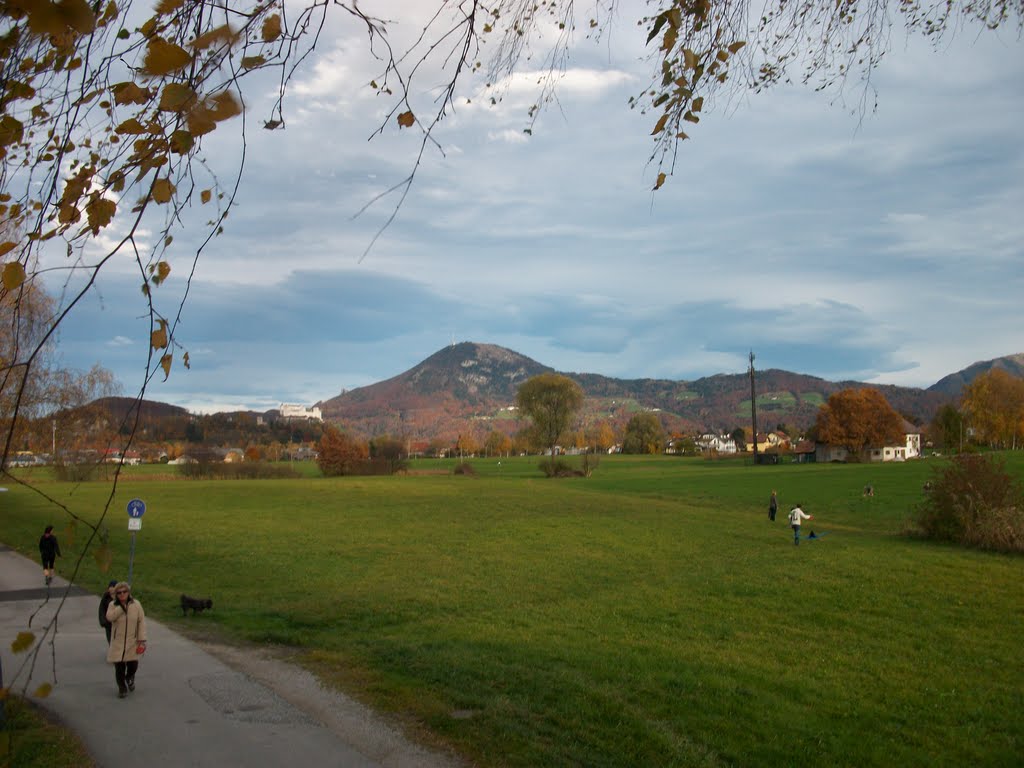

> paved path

[{"left": 0, "top": 545, "right": 463, "bottom": 768}]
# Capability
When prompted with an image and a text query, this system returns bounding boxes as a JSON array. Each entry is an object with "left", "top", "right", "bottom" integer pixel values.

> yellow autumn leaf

[
  {"left": 60, "top": 0, "right": 96, "bottom": 34},
  {"left": 11, "top": 631, "right": 35, "bottom": 653},
  {"left": 151, "top": 319, "right": 168, "bottom": 350},
  {"left": 728, "top": 41, "right": 747, "bottom": 54},
  {"left": 187, "top": 106, "right": 216, "bottom": 137},
  {"left": 34, "top": 683, "right": 53, "bottom": 699},
  {"left": 3, "top": 261, "right": 26, "bottom": 290},
  {"left": 692, "top": 96, "right": 705, "bottom": 112},
  {"left": 683, "top": 49, "right": 698, "bottom": 70},
  {"left": 112, "top": 81, "right": 151, "bottom": 105},
  {"left": 0, "top": 241, "right": 17, "bottom": 257},
  {"left": 397, "top": 111, "right": 415, "bottom": 128},
  {"left": 155, "top": 0, "right": 187, "bottom": 13},
  {"left": 160, "top": 353, "right": 173, "bottom": 379},
  {"left": 209, "top": 91, "right": 241, "bottom": 122},
  {"left": 241, "top": 55, "right": 266, "bottom": 69},
  {"left": 151, "top": 178, "right": 175, "bottom": 204},
  {"left": 653, "top": 172, "right": 667, "bottom": 190},
  {"left": 86, "top": 196, "right": 116, "bottom": 235},
  {"left": 183, "top": 351, "right": 190, "bottom": 369},
  {"left": 58, "top": 203, "right": 81, "bottom": 225},
  {"left": 0, "top": 115, "right": 25, "bottom": 147},
  {"left": 201, "top": 189, "right": 211, "bottom": 204},
  {"left": 651, "top": 113, "right": 668, "bottom": 135},
  {"left": 153, "top": 260, "right": 171, "bottom": 284},
  {"left": 115, "top": 118, "right": 146, "bottom": 135},
  {"left": 143, "top": 38, "right": 192, "bottom": 76},
  {"left": 158, "top": 83, "right": 196, "bottom": 112},
  {"left": 262, "top": 14, "right": 282, "bottom": 42},
  {"left": 190, "top": 24, "right": 237, "bottom": 51},
  {"left": 662, "top": 27, "right": 677, "bottom": 53},
  {"left": 169, "top": 129, "right": 194, "bottom": 154}
]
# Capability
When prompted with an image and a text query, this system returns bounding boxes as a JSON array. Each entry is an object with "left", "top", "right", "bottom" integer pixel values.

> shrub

[
  {"left": 913, "top": 454, "right": 1024, "bottom": 553},
  {"left": 453, "top": 461, "right": 477, "bottom": 476},
  {"left": 538, "top": 459, "right": 584, "bottom": 478}
]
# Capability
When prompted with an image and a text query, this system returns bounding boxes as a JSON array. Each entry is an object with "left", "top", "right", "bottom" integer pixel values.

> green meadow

[{"left": 2, "top": 455, "right": 1022, "bottom": 767}]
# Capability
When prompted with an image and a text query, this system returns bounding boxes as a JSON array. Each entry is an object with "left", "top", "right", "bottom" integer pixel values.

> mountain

[
  {"left": 319, "top": 343, "right": 552, "bottom": 440},
  {"left": 318, "top": 342, "right": 977, "bottom": 441},
  {"left": 927, "top": 353, "right": 1024, "bottom": 398},
  {"left": 71, "top": 347, "right": 1022, "bottom": 447}
]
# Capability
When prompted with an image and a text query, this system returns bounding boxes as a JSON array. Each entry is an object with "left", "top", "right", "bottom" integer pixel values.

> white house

[
  {"left": 816, "top": 427, "right": 922, "bottom": 463},
  {"left": 695, "top": 434, "right": 738, "bottom": 454}
]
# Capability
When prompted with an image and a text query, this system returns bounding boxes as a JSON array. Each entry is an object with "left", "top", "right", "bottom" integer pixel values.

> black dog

[{"left": 180, "top": 594, "right": 213, "bottom": 616}]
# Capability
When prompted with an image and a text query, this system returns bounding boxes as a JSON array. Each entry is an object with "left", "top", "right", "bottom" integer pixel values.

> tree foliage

[
  {"left": 622, "top": 412, "right": 666, "bottom": 454},
  {"left": 516, "top": 373, "right": 584, "bottom": 470},
  {"left": 813, "top": 387, "right": 905, "bottom": 456},
  {"left": 316, "top": 425, "right": 368, "bottom": 477},
  {"left": 961, "top": 369, "right": 1024, "bottom": 449}
]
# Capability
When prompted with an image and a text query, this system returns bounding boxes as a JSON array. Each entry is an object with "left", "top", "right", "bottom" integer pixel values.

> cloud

[{"left": 38, "top": 16, "right": 1024, "bottom": 413}]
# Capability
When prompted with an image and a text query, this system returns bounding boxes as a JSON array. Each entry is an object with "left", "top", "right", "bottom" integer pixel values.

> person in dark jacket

[
  {"left": 768, "top": 490, "right": 778, "bottom": 522},
  {"left": 38, "top": 525, "right": 61, "bottom": 585},
  {"left": 99, "top": 581, "right": 118, "bottom": 643}
]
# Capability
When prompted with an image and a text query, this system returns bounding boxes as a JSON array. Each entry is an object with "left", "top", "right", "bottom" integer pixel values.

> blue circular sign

[{"left": 127, "top": 498, "right": 146, "bottom": 518}]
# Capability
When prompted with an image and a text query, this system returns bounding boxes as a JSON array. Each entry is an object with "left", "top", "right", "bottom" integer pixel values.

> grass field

[{"left": 2, "top": 454, "right": 1022, "bottom": 767}]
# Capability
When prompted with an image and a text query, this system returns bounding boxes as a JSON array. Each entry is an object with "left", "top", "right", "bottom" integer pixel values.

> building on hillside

[{"left": 279, "top": 403, "right": 322, "bottom": 421}]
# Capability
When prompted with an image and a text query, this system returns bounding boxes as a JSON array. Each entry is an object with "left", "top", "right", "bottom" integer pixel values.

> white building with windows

[{"left": 279, "top": 403, "right": 322, "bottom": 421}]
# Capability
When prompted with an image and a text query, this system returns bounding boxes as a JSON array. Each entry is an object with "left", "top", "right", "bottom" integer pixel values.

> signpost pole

[
  {"left": 128, "top": 532, "right": 137, "bottom": 585},
  {"left": 126, "top": 498, "right": 146, "bottom": 585}
]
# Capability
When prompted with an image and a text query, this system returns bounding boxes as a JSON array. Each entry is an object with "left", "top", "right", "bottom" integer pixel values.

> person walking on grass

[
  {"left": 38, "top": 525, "right": 61, "bottom": 585},
  {"left": 99, "top": 580, "right": 118, "bottom": 644},
  {"left": 106, "top": 582, "right": 147, "bottom": 698},
  {"left": 769, "top": 490, "right": 778, "bottom": 522},
  {"left": 788, "top": 503, "right": 812, "bottom": 546}
]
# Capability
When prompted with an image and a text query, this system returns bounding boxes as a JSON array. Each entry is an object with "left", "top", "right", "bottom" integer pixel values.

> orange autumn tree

[{"left": 812, "top": 388, "right": 905, "bottom": 457}]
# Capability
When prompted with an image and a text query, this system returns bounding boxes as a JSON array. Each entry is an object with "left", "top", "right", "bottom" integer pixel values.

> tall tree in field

[
  {"left": 316, "top": 425, "right": 368, "bottom": 477},
  {"left": 622, "top": 413, "right": 666, "bottom": 455},
  {"left": 961, "top": 370, "right": 1024, "bottom": 449},
  {"left": 813, "top": 388, "right": 906, "bottom": 457},
  {"left": 587, "top": 420, "right": 618, "bottom": 453},
  {"left": 516, "top": 373, "right": 584, "bottom": 472},
  {"left": 930, "top": 404, "right": 965, "bottom": 453}
]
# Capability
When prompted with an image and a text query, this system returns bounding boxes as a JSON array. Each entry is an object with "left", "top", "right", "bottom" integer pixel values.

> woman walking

[
  {"left": 106, "top": 582, "right": 147, "bottom": 698},
  {"left": 38, "top": 525, "right": 61, "bottom": 585}
]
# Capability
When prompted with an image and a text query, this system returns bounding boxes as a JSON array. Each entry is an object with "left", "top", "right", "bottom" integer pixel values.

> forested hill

[
  {"left": 73, "top": 347, "right": 1021, "bottom": 445},
  {"left": 317, "top": 342, "right": 998, "bottom": 440}
]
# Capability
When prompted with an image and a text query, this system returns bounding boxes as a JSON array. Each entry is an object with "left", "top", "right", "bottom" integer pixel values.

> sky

[{"left": 44, "top": 4, "right": 1024, "bottom": 414}]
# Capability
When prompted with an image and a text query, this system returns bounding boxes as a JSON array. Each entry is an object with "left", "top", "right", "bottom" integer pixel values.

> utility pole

[{"left": 749, "top": 350, "right": 759, "bottom": 463}]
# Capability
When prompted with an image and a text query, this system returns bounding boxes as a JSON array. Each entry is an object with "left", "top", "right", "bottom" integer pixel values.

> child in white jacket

[{"left": 788, "top": 504, "right": 812, "bottom": 546}]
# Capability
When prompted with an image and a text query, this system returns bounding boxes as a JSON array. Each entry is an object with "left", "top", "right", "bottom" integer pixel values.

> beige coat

[{"left": 106, "top": 598, "right": 147, "bottom": 663}]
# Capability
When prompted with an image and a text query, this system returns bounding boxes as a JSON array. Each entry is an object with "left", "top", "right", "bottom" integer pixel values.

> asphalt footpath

[{"left": 0, "top": 544, "right": 461, "bottom": 768}]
